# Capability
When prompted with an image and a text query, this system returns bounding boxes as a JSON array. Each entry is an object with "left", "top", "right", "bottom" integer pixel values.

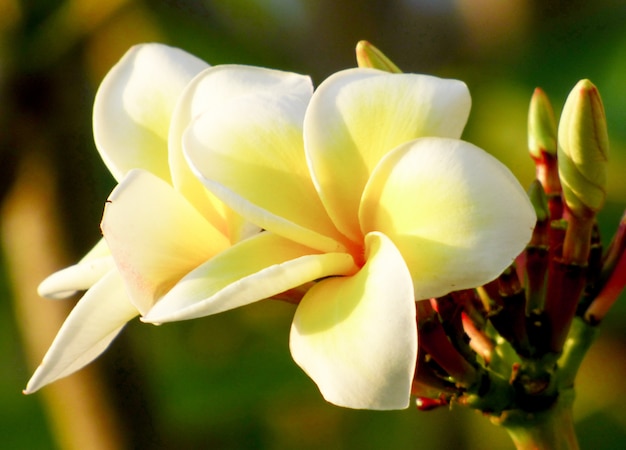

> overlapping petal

[
  {"left": 93, "top": 43, "right": 208, "bottom": 182},
  {"left": 360, "top": 137, "right": 536, "bottom": 299},
  {"left": 169, "top": 65, "right": 313, "bottom": 237},
  {"left": 101, "top": 169, "right": 230, "bottom": 314},
  {"left": 143, "top": 232, "right": 358, "bottom": 323},
  {"left": 304, "top": 68, "right": 471, "bottom": 241},
  {"left": 25, "top": 270, "right": 137, "bottom": 394},
  {"left": 185, "top": 91, "right": 348, "bottom": 253},
  {"left": 290, "top": 232, "right": 417, "bottom": 410}
]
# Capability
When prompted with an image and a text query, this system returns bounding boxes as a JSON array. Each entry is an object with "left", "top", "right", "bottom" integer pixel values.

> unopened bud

[
  {"left": 528, "top": 88, "right": 557, "bottom": 159},
  {"left": 558, "top": 79, "right": 609, "bottom": 219},
  {"left": 355, "top": 40, "right": 402, "bottom": 73}
]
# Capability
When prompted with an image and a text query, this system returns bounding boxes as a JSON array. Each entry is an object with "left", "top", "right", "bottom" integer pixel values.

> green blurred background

[{"left": 1, "top": 0, "right": 626, "bottom": 448}]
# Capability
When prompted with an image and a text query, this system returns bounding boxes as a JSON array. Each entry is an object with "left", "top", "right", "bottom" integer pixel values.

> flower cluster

[{"left": 25, "top": 42, "right": 536, "bottom": 410}]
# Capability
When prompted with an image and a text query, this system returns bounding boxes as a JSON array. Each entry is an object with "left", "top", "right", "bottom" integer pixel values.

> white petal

[
  {"left": 143, "top": 232, "right": 357, "bottom": 323},
  {"left": 305, "top": 68, "right": 471, "bottom": 241},
  {"left": 360, "top": 137, "right": 536, "bottom": 299},
  {"left": 93, "top": 43, "right": 208, "bottom": 182},
  {"left": 24, "top": 270, "right": 137, "bottom": 394},
  {"left": 290, "top": 232, "right": 417, "bottom": 410},
  {"left": 101, "top": 169, "right": 230, "bottom": 314},
  {"left": 38, "top": 256, "right": 116, "bottom": 299},
  {"left": 38, "top": 238, "right": 114, "bottom": 299}
]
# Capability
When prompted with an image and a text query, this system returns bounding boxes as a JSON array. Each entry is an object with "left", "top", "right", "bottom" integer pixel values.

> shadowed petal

[
  {"left": 94, "top": 43, "right": 208, "bottom": 182},
  {"left": 101, "top": 169, "right": 230, "bottom": 314},
  {"left": 24, "top": 270, "right": 137, "bottom": 394},
  {"left": 290, "top": 232, "right": 417, "bottom": 410},
  {"left": 360, "top": 137, "right": 536, "bottom": 300},
  {"left": 143, "top": 232, "right": 357, "bottom": 323},
  {"left": 305, "top": 68, "right": 471, "bottom": 241}
]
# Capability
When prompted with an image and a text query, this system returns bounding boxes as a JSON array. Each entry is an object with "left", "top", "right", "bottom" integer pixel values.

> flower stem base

[{"left": 492, "top": 390, "right": 578, "bottom": 450}]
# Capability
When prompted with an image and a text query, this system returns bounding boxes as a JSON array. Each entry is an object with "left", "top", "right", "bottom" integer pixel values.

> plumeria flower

[
  {"left": 25, "top": 43, "right": 310, "bottom": 393},
  {"left": 138, "top": 68, "right": 536, "bottom": 410}
]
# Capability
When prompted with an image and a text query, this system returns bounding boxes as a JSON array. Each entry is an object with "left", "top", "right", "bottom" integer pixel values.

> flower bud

[
  {"left": 557, "top": 79, "right": 609, "bottom": 219},
  {"left": 528, "top": 88, "right": 557, "bottom": 159},
  {"left": 355, "top": 40, "right": 402, "bottom": 73}
]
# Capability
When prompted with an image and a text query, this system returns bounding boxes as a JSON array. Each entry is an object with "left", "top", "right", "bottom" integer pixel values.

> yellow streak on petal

[
  {"left": 290, "top": 232, "right": 416, "bottom": 410},
  {"left": 185, "top": 92, "right": 347, "bottom": 253},
  {"left": 169, "top": 65, "right": 313, "bottom": 238},
  {"left": 143, "top": 232, "right": 357, "bottom": 322},
  {"left": 360, "top": 137, "right": 535, "bottom": 300},
  {"left": 305, "top": 69, "right": 471, "bottom": 241}
]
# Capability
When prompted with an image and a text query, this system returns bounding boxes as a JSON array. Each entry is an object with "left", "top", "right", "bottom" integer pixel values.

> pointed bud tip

[
  {"left": 528, "top": 87, "right": 557, "bottom": 158},
  {"left": 355, "top": 40, "right": 402, "bottom": 73},
  {"left": 558, "top": 79, "right": 609, "bottom": 218}
]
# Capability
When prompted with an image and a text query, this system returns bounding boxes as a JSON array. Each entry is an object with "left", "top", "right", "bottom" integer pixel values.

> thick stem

[
  {"left": 542, "top": 261, "right": 586, "bottom": 354},
  {"left": 495, "top": 390, "right": 579, "bottom": 450},
  {"left": 557, "top": 317, "right": 598, "bottom": 388}
]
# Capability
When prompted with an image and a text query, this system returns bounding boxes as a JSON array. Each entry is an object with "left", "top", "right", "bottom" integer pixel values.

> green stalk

[{"left": 494, "top": 390, "right": 578, "bottom": 450}]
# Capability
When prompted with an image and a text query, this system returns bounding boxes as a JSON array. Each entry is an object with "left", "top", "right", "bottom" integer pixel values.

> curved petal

[
  {"left": 185, "top": 91, "right": 347, "bottom": 253},
  {"left": 101, "top": 169, "right": 230, "bottom": 314},
  {"left": 94, "top": 43, "right": 208, "bottom": 182},
  {"left": 169, "top": 65, "right": 313, "bottom": 214},
  {"left": 24, "top": 270, "right": 137, "bottom": 394},
  {"left": 360, "top": 137, "right": 536, "bottom": 300},
  {"left": 290, "top": 232, "right": 417, "bottom": 410},
  {"left": 305, "top": 68, "right": 471, "bottom": 242},
  {"left": 38, "top": 238, "right": 113, "bottom": 299},
  {"left": 169, "top": 65, "right": 311, "bottom": 239},
  {"left": 143, "top": 232, "right": 357, "bottom": 323},
  {"left": 38, "top": 256, "right": 116, "bottom": 299}
]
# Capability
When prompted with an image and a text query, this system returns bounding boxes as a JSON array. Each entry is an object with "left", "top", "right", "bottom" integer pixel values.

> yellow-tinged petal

[
  {"left": 360, "top": 137, "right": 536, "bottom": 299},
  {"left": 143, "top": 232, "right": 357, "bottom": 323},
  {"left": 25, "top": 270, "right": 137, "bottom": 394},
  {"left": 170, "top": 65, "right": 311, "bottom": 238},
  {"left": 101, "top": 169, "right": 230, "bottom": 314},
  {"left": 185, "top": 92, "right": 347, "bottom": 253},
  {"left": 305, "top": 68, "right": 471, "bottom": 241},
  {"left": 93, "top": 43, "right": 208, "bottom": 182},
  {"left": 290, "top": 232, "right": 417, "bottom": 410}
]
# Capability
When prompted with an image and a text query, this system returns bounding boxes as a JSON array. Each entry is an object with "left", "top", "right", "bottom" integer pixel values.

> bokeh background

[{"left": 1, "top": 0, "right": 626, "bottom": 448}]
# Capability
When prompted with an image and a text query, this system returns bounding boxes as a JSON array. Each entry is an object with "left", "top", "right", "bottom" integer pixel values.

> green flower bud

[
  {"left": 528, "top": 88, "right": 557, "bottom": 159},
  {"left": 355, "top": 40, "right": 402, "bottom": 73},
  {"left": 557, "top": 79, "right": 609, "bottom": 218}
]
